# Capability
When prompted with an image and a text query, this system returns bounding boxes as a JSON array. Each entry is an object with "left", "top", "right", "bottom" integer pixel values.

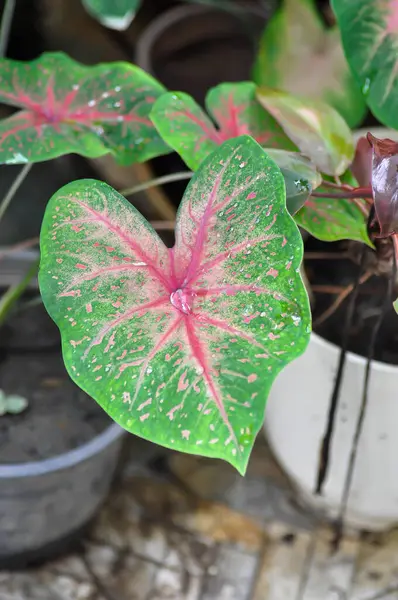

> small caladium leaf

[
  {"left": 150, "top": 82, "right": 292, "bottom": 171},
  {"left": 0, "top": 52, "right": 169, "bottom": 165},
  {"left": 82, "top": 0, "right": 141, "bottom": 30},
  {"left": 332, "top": 0, "right": 398, "bottom": 130},
  {"left": 265, "top": 149, "right": 322, "bottom": 215},
  {"left": 39, "top": 135, "right": 310, "bottom": 474},
  {"left": 367, "top": 133, "right": 398, "bottom": 236},
  {"left": 256, "top": 88, "right": 354, "bottom": 176},
  {"left": 252, "top": 0, "right": 366, "bottom": 127},
  {"left": 295, "top": 170, "right": 372, "bottom": 245}
]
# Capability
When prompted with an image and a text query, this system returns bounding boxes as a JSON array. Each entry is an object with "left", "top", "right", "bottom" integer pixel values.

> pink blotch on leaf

[{"left": 266, "top": 268, "right": 278, "bottom": 278}]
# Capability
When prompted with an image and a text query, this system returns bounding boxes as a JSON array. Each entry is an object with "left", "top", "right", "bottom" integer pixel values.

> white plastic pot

[{"left": 264, "top": 332, "right": 398, "bottom": 532}]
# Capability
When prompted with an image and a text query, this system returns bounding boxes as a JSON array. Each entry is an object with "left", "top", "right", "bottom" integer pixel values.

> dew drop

[{"left": 362, "top": 77, "right": 371, "bottom": 96}]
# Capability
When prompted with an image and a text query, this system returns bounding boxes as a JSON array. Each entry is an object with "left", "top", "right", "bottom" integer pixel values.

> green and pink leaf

[
  {"left": 256, "top": 87, "right": 354, "bottom": 176},
  {"left": 252, "top": 0, "right": 366, "bottom": 127},
  {"left": 150, "top": 82, "right": 293, "bottom": 171},
  {"left": 39, "top": 136, "right": 310, "bottom": 474},
  {"left": 0, "top": 52, "right": 169, "bottom": 165},
  {"left": 294, "top": 170, "right": 372, "bottom": 244},
  {"left": 332, "top": 0, "right": 398, "bottom": 129}
]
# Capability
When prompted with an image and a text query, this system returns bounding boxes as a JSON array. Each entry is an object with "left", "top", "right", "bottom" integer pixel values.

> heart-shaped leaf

[
  {"left": 82, "top": 0, "right": 141, "bottom": 30},
  {"left": 256, "top": 88, "right": 354, "bottom": 176},
  {"left": 332, "top": 0, "right": 398, "bottom": 130},
  {"left": 367, "top": 133, "right": 398, "bottom": 236},
  {"left": 150, "top": 82, "right": 292, "bottom": 171},
  {"left": 0, "top": 52, "right": 169, "bottom": 165},
  {"left": 39, "top": 136, "right": 310, "bottom": 474},
  {"left": 294, "top": 170, "right": 372, "bottom": 244},
  {"left": 265, "top": 149, "right": 322, "bottom": 215},
  {"left": 253, "top": 0, "right": 366, "bottom": 127}
]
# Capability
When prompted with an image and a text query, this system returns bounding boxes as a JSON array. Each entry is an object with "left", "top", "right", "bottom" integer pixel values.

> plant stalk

[
  {"left": 0, "top": 163, "right": 32, "bottom": 224},
  {"left": 0, "top": 259, "right": 38, "bottom": 327},
  {"left": 311, "top": 190, "right": 373, "bottom": 200},
  {"left": 120, "top": 171, "right": 193, "bottom": 198},
  {"left": 0, "top": 0, "right": 15, "bottom": 58}
]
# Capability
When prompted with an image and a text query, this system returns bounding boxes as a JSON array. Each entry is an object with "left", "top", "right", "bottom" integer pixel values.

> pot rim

[
  {"left": 310, "top": 329, "right": 398, "bottom": 375},
  {"left": 0, "top": 422, "right": 124, "bottom": 479},
  {"left": 135, "top": 3, "right": 246, "bottom": 75}
]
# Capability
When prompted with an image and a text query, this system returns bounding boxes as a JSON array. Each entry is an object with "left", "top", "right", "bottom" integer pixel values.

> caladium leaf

[
  {"left": 332, "top": 0, "right": 398, "bottom": 130},
  {"left": 256, "top": 88, "right": 354, "bottom": 176},
  {"left": 82, "top": 0, "right": 141, "bottom": 30},
  {"left": 252, "top": 0, "right": 366, "bottom": 127},
  {"left": 367, "top": 133, "right": 398, "bottom": 236},
  {"left": 265, "top": 149, "right": 322, "bottom": 215},
  {"left": 150, "top": 82, "right": 293, "bottom": 171},
  {"left": 294, "top": 170, "right": 372, "bottom": 245},
  {"left": 39, "top": 136, "right": 310, "bottom": 474},
  {"left": 0, "top": 52, "right": 169, "bottom": 165}
]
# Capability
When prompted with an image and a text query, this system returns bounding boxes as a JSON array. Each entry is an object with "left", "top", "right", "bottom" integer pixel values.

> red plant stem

[
  {"left": 351, "top": 197, "right": 370, "bottom": 217},
  {"left": 393, "top": 234, "right": 398, "bottom": 268},
  {"left": 321, "top": 180, "right": 353, "bottom": 191},
  {"left": 311, "top": 190, "right": 373, "bottom": 199}
]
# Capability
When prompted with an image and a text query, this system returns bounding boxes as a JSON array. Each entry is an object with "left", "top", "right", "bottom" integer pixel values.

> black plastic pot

[
  {"left": 0, "top": 250, "right": 125, "bottom": 568},
  {"left": 136, "top": 4, "right": 264, "bottom": 105}
]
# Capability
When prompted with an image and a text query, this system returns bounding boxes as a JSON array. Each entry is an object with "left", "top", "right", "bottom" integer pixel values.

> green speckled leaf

[
  {"left": 150, "top": 82, "right": 292, "bottom": 171},
  {"left": 332, "top": 0, "right": 398, "bottom": 130},
  {"left": 82, "top": 0, "right": 141, "bottom": 30},
  {"left": 253, "top": 0, "right": 366, "bottom": 127},
  {"left": 265, "top": 149, "right": 322, "bottom": 215},
  {"left": 0, "top": 52, "right": 169, "bottom": 165},
  {"left": 39, "top": 136, "right": 310, "bottom": 474},
  {"left": 295, "top": 170, "right": 372, "bottom": 244},
  {"left": 256, "top": 87, "right": 354, "bottom": 176}
]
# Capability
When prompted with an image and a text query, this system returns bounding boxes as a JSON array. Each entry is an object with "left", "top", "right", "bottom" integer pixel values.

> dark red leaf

[
  {"left": 368, "top": 133, "right": 398, "bottom": 236},
  {"left": 351, "top": 136, "right": 372, "bottom": 188}
]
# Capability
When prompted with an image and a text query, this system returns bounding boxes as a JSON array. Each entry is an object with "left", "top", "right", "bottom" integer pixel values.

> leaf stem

[
  {"left": 0, "top": 236, "right": 39, "bottom": 262},
  {"left": 320, "top": 180, "right": 353, "bottom": 191},
  {"left": 0, "top": 259, "right": 38, "bottom": 327},
  {"left": 149, "top": 220, "right": 175, "bottom": 231},
  {"left": 0, "top": 0, "right": 15, "bottom": 58},
  {"left": 0, "top": 163, "right": 32, "bottom": 224},
  {"left": 120, "top": 171, "right": 193, "bottom": 198},
  {"left": 311, "top": 190, "right": 373, "bottom": 199}
]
